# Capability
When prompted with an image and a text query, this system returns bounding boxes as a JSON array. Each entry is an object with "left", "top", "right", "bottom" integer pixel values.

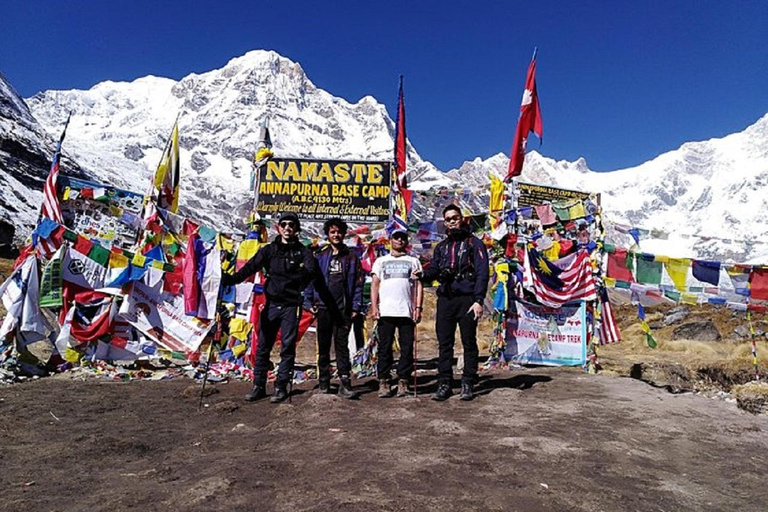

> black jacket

[
  {"left": 223, "top": 237, "right": 340, "bottom": 318},
  {"left": 421, "top": 226, "right": 489, "bottom": 303}
]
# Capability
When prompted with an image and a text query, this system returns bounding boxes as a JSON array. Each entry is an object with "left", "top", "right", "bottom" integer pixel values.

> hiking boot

[
  {"left": 432, "top": 383, "right": 453, "bottom": 402},
  {"left": 460, "top": 382, "right": 474, "bottom": 401},
  {"left": 318, "top": 380, "right": 331, "bottom": 394},
  {"left": 378, "top": 379, "right": 392, "bottom": 398},
  {"left": 337, "top": 377, "right": 359, "bottom": 400},
  {"left": 270, "top": 383, "right": 290, "bottom": 403},
  {"left": 244, "top": 384, "right": 267, "bottom": 402},
  {"left": 396, "top": 379, "right": 409, "bottom": 397}
]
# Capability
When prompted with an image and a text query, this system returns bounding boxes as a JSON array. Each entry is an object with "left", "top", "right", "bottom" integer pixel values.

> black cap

[{"left": 278, "top": 212, "right": 300, "bottom": 227}]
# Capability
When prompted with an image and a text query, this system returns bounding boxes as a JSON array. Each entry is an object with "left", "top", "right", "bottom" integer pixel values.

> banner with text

[
  {"left": 123, "top": 281, "right": 213, "bottom": 353},
  {"left": 516, "top": 181, "right": 592, "bottom": 208},
  {"left": 256, "top": 158, "right": 392, "bottom": 222},
  {"left": 504, "top": 300, "right": 586, "bottom": 366}
]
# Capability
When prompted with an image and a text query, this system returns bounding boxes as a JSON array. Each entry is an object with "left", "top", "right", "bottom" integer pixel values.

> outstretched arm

[{"left": 222, "top": 246, "right": 267, "bottom": 286}]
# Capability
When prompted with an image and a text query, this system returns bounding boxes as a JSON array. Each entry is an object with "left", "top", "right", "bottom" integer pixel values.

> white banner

[
  {"left": 504, "top": 300, "right": 586, "bottom": 366},
  {"left": 123, "top": 281, "right": 213, "bottom": 353}
]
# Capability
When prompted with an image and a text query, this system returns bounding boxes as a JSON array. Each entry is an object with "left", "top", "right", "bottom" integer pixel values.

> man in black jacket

[
  {"left": 222, "top": 212, "right": 342, "bottom": 403},
  {"left": 421, "top": 205, "right": 489, "bottom": 401}
]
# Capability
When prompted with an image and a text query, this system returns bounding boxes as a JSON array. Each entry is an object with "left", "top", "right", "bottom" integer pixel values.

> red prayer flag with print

[
  {"left": 607, "top": 248, "right": 635, "bottom": 282},
  {"left": 749, "top": 267, "right": 768, "bottom": 301},
  {"left": 506, "top": 51, "right": 543, "bottom": 181}
]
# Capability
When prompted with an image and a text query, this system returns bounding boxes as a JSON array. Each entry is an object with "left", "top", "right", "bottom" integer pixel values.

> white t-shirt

[{"left": 372, "top": 254, "right": 422, "bottom": 318}]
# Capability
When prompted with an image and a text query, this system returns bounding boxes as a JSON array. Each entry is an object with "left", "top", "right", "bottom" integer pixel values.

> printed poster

[
  {"left": 123, "top": 281, "right": 213, "bottom": 353},
  {"left": 504, "top": 300, "right": 586, "bottom": 366}
]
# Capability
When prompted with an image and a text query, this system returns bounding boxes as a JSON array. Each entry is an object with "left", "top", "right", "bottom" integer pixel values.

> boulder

[{"left": 672, "top": 320, "right": 721, "bottom": 341}]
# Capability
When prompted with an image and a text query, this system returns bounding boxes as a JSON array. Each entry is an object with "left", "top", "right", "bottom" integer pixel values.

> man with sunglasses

[
  {"left": 370, "top": 229, "right": 423, "bottom": 398},
  {"left": 223, "top": 212, "right": 342, "bottom": 403},
  {"left": 421, "top": 204, "right": 489, "bottom": 401},
  {"left": 304, "top": 217, "right": 363, "bottom": 399}
]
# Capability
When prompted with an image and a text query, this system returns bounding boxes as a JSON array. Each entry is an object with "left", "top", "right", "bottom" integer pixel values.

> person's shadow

[{"left": 473, "top": 374, "right": 552, "bottom": 396}]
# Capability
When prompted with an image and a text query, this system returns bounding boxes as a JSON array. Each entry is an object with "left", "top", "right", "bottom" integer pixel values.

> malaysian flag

[
  {"left": 598, "top": 287, "right": 621, "bottom": 344},
  {"left": 41, "top": 113, "right": 72, "bottom": 223},
  {"left": 523, "top": 247, "right": 596, "bottom": 308}
]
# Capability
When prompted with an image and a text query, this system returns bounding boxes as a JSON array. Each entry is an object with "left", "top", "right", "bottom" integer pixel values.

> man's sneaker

[
  {"left": 396, "top": 379, "right": 409, "bottom": 397},
  {"left": 318, "top": 380, "right": 331, "bottom": 394},
  {"left": 378, "top": 379, "right": 392, "bottom": 398},
  {"left": 431, "top": 383, "right": 453, "bottom": 401},
  {"left": 337, "top": 377, "right": 359, "bottom": 400},
  {"left": 270, "top": 383, "right": 289, "bottom": 403},
  {"left": 244, "top": 384, "right": 267, "bottom": 402},
  {"left": 460, "top": 382, "right": 474, "bottom": 401}
]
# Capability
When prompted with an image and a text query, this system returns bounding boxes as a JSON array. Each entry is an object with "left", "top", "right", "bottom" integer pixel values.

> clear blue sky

[{"left": 2, "top": 0, "right": 766, "bottom": 172}]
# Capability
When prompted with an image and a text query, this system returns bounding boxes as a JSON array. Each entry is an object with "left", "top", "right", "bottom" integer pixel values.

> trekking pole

[{"left": 413, "top": 324, "right": 418, "bottom": 397}]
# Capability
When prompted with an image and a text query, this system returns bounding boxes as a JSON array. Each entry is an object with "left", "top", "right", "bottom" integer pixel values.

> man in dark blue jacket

[
  {"left": 421, "top": 205, "right": 489, "bottom": 401},
  {"left": 304, "top": 218, "right": 363, "bottom": 399},
  {"left": 222, "top": 212, "right": 342, "bottom": 404}
]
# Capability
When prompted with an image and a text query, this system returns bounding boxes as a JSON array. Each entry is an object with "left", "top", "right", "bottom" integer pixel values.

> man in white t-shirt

[{"left": 370, "top": 229, "right": 423, "bottom": 398}]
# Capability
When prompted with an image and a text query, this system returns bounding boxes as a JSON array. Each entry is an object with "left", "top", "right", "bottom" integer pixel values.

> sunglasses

[
  {"left": 392, "top": 234, "right": 408, "bottom": 241},
  {"left": 279, "top": 221, "right": 297, "bottom": 229},
  {"left": 444, "top": 215, "right": 462, "bottom": 223}
]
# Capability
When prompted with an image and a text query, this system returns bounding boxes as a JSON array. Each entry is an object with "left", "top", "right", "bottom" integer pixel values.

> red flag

[
  {"left": 41, "top": 113, "right": 72, "bottom": 223},
  {"left": 506, "top": 51, "right": 543, "bottom": 181},
  {"left": 393, "top": 75, "right": 412, "bottom": 218},
  {"left": 395, "top": 75, "right": 407, "bottom": 190}
]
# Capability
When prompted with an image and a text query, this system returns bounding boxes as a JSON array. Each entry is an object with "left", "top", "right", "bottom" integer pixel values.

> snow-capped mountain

[
  {"left": 26, "top": 50, "right": 438, "bottom": 231},
  {"left": 0, "top": 72, "right": 89, "bottom": 242},
  {"left": 438, "top": 114, "right": 768, "bottom": 262},
  {"left": 16, "top": 49, "right": 768, "bottom": 262}
]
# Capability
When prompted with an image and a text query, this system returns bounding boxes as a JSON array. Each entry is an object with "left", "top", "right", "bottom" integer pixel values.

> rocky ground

[{"left": 1, "top": 366, "right": 767, "bottom": 512}]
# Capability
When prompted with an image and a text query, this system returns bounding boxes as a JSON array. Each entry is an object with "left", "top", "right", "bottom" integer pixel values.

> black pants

[
  {"left": 435, "top": 295, "right": 479, "bottom": 385},
  {"left": 254, "top": 302, "right": 300, "bottom": 385},
  {"left": 377, "top": 316, "right": 415, "bottom": 381},
  {"left": 316, "top": 308, "right": 352, "bottom": 381}
]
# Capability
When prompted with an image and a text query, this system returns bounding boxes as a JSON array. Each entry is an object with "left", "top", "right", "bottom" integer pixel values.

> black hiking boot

[
  {"left": 337, "top": 377, "right": 359, "bottom": 400},
  {"left": 270, "top": 383, "right": 289, "bottom": 403},
  {"left": 432, "top": 383, "right": 453, "bottom": 402},
  {"left": 244, "top": 384, "right": 267, "bottom": 402},
  {"left": 318, "top": 380, "right": 331, "bottom": 394},
  {"left": 460, "top": 382, "right": 474, "bottom": 401}
]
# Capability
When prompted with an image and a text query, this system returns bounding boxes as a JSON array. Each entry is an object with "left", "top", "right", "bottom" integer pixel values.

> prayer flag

[
  {"left": 635, "top": 253, "right": 663, "bottom": 285},
  {"left": 692, "top": 260, "right": 720, "bottom": 286},
  {"left": 606, "top": 248, "right": 634, "bottom": 282},
  {"left": 153, "top": 121, "right": 180, "bottom": 213},
  {"left": 749, "top": 267, "right": 768, "bottom": 301}
]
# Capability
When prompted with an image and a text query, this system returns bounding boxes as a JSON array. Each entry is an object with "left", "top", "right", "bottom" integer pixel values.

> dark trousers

[
  {"left": 254, "top": 302, "right": 300, "bottom": 385},
  {"left": 435, "top": 295, "right": 479, "bottom": 385},
  {"left": 377, "top": 316, "right": 416, "bottom": 381},
  {"left": 316, "top": 308, "right": 352, "bottom": 381}
]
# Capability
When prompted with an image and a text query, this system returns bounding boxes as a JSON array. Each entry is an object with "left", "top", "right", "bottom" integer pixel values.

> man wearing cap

[
  {"left": 370, "top": 229, "right": 423, "bottom": 398},
  {"left": 222, "top": 212, "right": 343, "bottom": 403},
  {"left": 421, "top": 204, "right": 489, "bottom": 401},
  {"left": 304, "top": 217, "right": 363, "bottom": 399}
]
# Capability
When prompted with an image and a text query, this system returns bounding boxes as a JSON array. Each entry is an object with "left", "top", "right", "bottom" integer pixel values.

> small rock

[
  {"left": 663, "top": 307, "right": 689, "bottom": 326},
  {"left": 734, "top": 325, "right": 750, "bottom": 338},
  {"left": 182, "top": 385, "right": 219, "bottom": 398},
  {"left": 211, "top": 400, "right": 239, "bottom": 413}
]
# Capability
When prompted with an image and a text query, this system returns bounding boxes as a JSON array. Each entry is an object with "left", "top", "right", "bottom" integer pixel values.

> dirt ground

[{"left": 1, "top": 365, "right": 767, "bottom": 512}]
